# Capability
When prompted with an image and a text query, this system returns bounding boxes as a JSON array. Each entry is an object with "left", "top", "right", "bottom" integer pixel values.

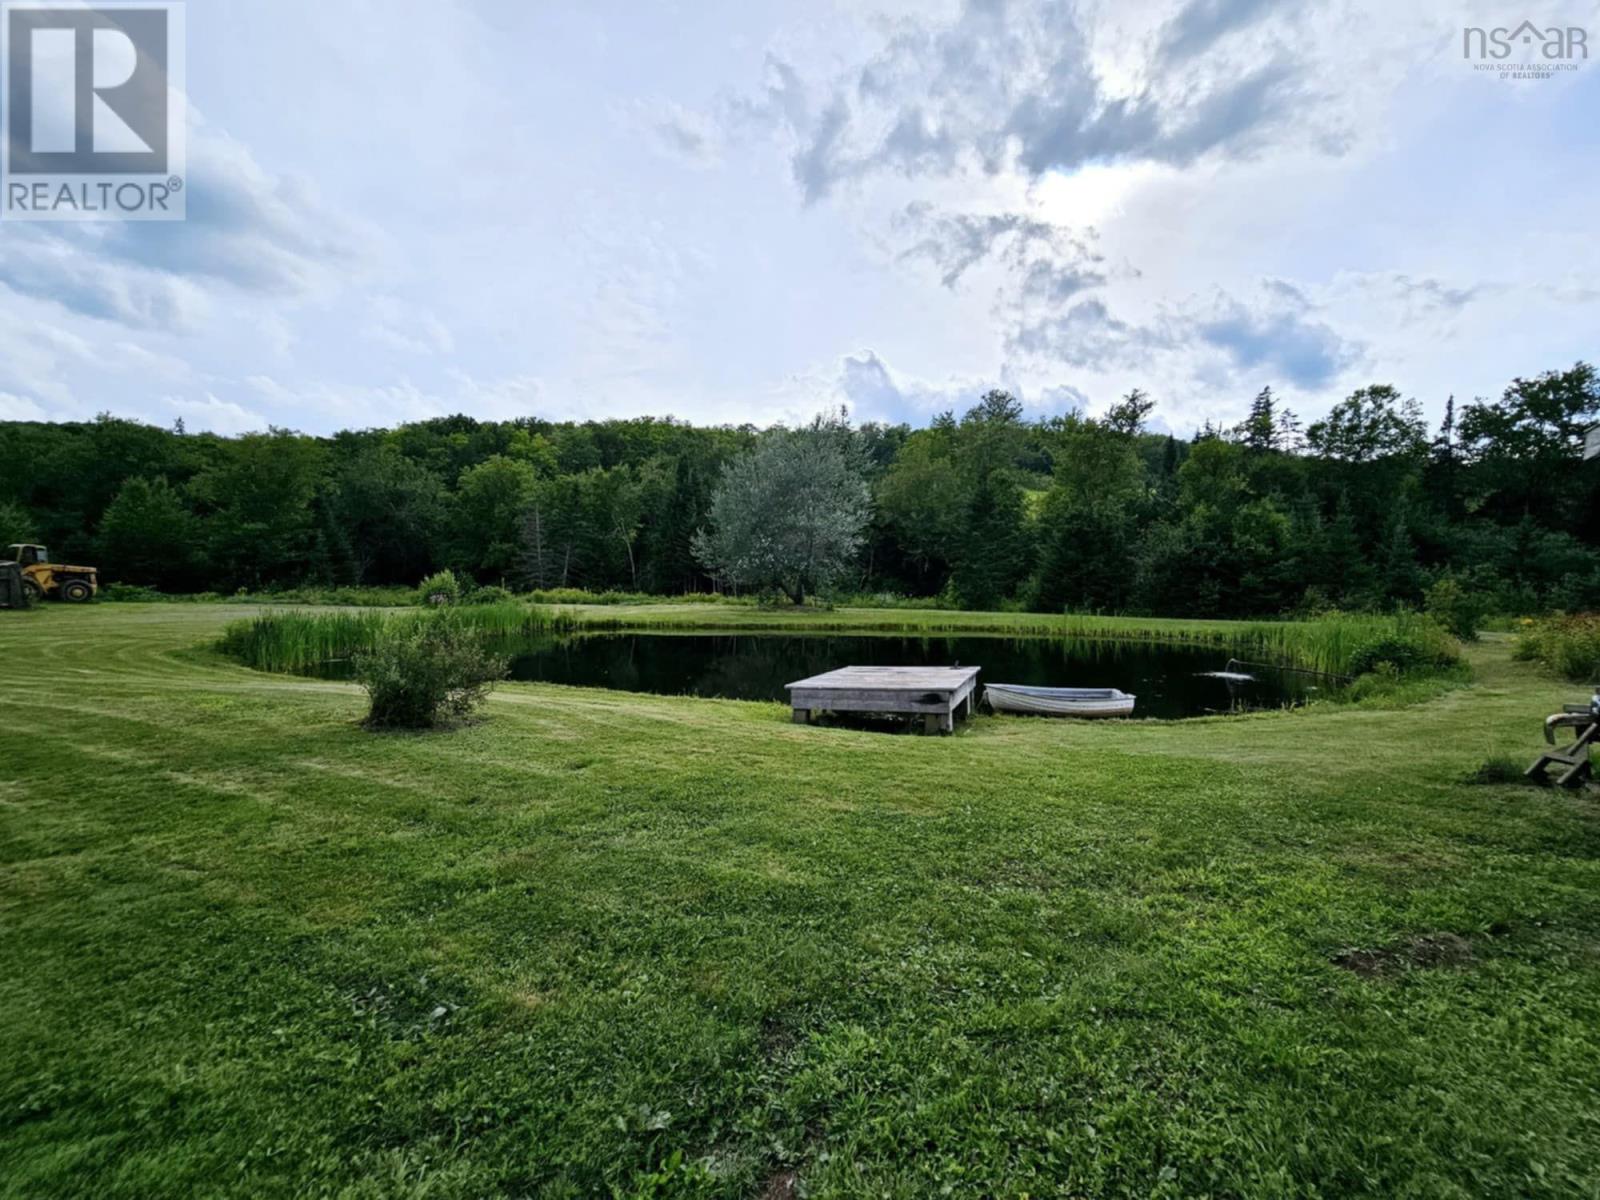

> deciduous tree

[{"left": 693, "top": 420, "right": 871, "bottom": 605}]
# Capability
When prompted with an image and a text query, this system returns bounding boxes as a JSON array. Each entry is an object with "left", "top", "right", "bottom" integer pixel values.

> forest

[{"left": 3, "top": 361, "right": 1597, "bottom": 619}]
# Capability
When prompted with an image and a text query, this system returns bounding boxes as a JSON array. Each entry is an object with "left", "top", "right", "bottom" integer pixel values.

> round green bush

[
  {"left": 1347, "top": 634, "right": 1450, "bottom": 678},
  {"left": 1424, "top": 576, "right": 1485, "bottom": 641},
  {"left": 354, "top": 613, "right": 508, "bottom": 729},
  {"left": 415, "top": 570, "right": 463, "bottom": 607}
]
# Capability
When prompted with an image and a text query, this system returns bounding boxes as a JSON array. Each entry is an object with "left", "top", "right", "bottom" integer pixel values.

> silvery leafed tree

[{"left": 693, "top": 415, "right": 870, "bottom": 605}]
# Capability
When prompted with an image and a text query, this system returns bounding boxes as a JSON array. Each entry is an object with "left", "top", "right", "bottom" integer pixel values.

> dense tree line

[{"left": 3, "top": 362, "right": 1598, "bottom": 616}]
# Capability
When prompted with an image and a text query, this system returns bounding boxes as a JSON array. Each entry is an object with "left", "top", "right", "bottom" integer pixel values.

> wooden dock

[{"left": 785, "top": 666, "right": 981, "bottom": 734}]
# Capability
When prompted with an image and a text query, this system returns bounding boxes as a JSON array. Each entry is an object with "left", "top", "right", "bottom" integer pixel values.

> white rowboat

[{"left": 984, "top": 684, "right": 1136, "bottom": 718}]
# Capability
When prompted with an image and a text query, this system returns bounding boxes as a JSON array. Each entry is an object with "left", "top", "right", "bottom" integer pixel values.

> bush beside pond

[
  {"left": 1347, "top": 629, "right": 1460, "bottom": 679},
  {"left": 355, "top": 612, "right": 508, "bottom": 729}
]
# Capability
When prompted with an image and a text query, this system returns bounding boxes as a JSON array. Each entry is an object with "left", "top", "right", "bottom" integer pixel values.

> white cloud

[
  {"left": 0, "top": 119, "right": 375, "bottom": 335},
  {"left": 635, "top": 100, "right": 724, "bottom": 166},
  {"left": 363, "top": 297, "right": 455, "bottom": 355},
  {"left": 0, "top": 392, "right": 50, "bottom": 422},
  {"left": 243, "top": 372, "right": 544, "bottom": 426},
  {"left": 167, "top": 393, "right": 269, "bottom": 435},
  {"left": 101, "top": 120, "right": 375, "bottom": 297},
  {"left": 714, "top": 0, "right": 1335, "bottom": 204},
  {"left": 1, "top": 0, "right": 1594, "bottom": 443},
  {"left": 0, "top": 229, "right": 211, "bottom": 331}
]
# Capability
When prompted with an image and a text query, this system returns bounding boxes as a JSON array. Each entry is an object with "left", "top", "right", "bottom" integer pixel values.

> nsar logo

[{"left": 1463, "top": 20, "right": 1589, "bottom": 80}]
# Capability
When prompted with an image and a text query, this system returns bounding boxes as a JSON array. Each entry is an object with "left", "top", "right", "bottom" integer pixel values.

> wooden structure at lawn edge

[
  {"left": 786, "top": 665, "right": 981, "bottom": 734},
  {"left": 1527, "top": 701, "right": 1598, "bottom": 788}
]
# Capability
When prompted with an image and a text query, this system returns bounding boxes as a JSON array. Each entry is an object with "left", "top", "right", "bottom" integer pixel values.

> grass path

[{"left": 2, "top": 604, "right": 1598, "bottom": 1198}]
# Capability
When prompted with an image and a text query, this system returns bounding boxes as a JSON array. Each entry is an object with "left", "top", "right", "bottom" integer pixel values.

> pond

[{"left": 320, "top": 632, "right": 1332, "bottom": 719}]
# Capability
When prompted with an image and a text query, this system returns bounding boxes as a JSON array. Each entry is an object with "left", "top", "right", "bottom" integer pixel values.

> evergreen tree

[
  {"left": 1376, "top": 501, "right": 1423, "bottom": 606},
  {"left": 950, "top": 472, "right": 1030, "bottom": 609},
  {"left": 1161, "top": 435, "right": 1180, "bottom": 479},
  {"left": 1236, "top": 387, "right": 1277, "bottom": 451},
  {"left": 1425, "top": 396, "right": 1464, "bottom": 522},
  {"left": 1317, "top": 493, "right": 1374, "bottom": 606},
  {"left": 1035, "top": 502, "right": 1130, "bottom": 612},
  {"left": 639, "top": 455, "right": 711, "bottom": 593}
]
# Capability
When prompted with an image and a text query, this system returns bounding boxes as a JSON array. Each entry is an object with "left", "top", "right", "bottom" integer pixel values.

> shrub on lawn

[
  {"left": 465, "top": 584, "right": 515, "bottom": 605},
  {"left": 354, "top": 612, "right": 508, "bottom": 729},
  {"left": 415, "top": 570, "right": 464, "bottom": 607},
  {"left": 1425, "top": 576, "right": 1484, "bottom": 641},
  {"left": 1346, "top": 627, "right": 1459, "bottom": 678}
]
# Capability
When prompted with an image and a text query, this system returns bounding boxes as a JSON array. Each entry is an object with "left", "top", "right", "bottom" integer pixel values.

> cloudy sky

[{"left": 3, "top": 0, "right": 1598, "bottom": 437}]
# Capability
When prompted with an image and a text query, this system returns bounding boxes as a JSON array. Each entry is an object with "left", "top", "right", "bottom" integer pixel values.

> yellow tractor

[{"left": 6, "top": 544, "right": 99, "bottom": 603}]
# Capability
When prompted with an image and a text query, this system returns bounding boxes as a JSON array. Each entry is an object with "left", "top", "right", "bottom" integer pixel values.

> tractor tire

[
  {"left": 60, "top": 579, "right": 93, "bottom": 603},
  {"left": 21, "top": 579, "right": 44, "bottom": 604}
]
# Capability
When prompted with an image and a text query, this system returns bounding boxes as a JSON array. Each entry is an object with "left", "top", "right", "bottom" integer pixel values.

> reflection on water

[{"left": 317, "top": 632, "right": 1331, "bottom": 720}]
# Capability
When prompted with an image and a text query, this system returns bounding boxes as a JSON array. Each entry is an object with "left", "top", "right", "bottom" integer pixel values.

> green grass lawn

[{"left": 2, "top": 604, "right": 1598, "bottom": 1198}]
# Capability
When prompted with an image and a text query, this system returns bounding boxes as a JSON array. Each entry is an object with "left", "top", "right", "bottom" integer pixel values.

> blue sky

[{"left": 2, "top": 0, "right": 1597, "bottom": 436}]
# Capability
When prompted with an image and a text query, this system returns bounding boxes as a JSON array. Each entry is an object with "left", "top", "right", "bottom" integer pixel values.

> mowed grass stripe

[{"left": 1, "top": 604, "right": 1598, "bottom": 1197}]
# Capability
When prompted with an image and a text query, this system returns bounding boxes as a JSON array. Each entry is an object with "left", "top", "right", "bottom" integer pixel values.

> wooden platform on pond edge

[{"left": 785, "top": 666, "right": 981, "bottom": 734}]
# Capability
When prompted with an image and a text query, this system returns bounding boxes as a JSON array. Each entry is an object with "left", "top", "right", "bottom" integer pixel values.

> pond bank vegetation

[{"left": 219, "top": 601, "right": 1460, "bottom": 685}]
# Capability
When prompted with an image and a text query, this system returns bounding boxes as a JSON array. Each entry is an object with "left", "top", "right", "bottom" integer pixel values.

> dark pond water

[{"left": 320, "top": 633, "right": 1331, "bottom": 719}]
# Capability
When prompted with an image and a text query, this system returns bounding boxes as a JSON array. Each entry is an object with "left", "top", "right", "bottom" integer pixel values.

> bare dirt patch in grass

[{"left": 1333, "top": 932, "right": 1474, "bottom": 978}]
